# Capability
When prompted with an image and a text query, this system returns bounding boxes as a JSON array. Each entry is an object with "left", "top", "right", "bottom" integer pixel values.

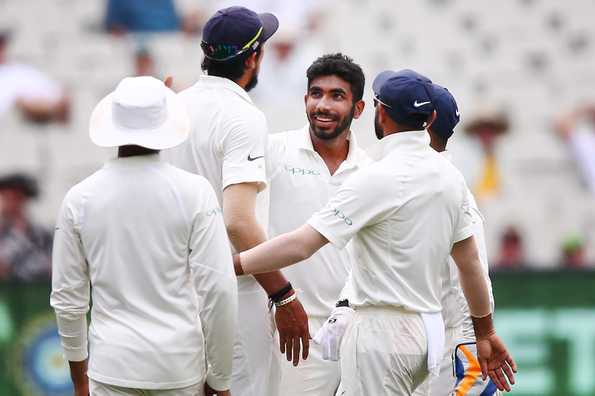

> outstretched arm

[{"left": 234, "top": 224, "right": 329, "bottom": 276}]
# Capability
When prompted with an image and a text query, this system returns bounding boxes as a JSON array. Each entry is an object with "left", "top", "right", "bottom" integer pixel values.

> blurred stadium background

[{"left": 0, "top": 0, "right": 594, "bottom": 395}]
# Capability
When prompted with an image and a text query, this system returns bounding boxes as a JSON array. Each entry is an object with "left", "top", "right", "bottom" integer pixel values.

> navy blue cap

[
  {"left": 201, "top": 6, "right": 278, "bottom": 61},
  {"left": 430, "top": 84, "right": 460, "bottom": 140},
  {"left": 394, "top": 69, "right": 432, "bottom": 84},
  {"left": 373, "top": 69, "right": 435, "bottom": 127}
]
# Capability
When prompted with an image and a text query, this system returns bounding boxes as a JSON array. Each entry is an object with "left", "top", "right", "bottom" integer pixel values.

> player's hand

[
  {"left": 476, "top": 334, "right": 517, "bottom": 392},
  {"left": 313, "top": 306, "right": 355, "bottom": 361},
  {"left": 163, "top": 76, "right": 174, "bottom": 89},
  {"left": 275, "top": 295, "right": 310, "bottom": 366},
  {"left": 204, "top": 382, "right": 231, "bottom": 396}
]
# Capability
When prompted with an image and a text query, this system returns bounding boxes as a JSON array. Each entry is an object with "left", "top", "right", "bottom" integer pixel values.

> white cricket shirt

[
  {"left": 308, "top": 131, "right": 474, "bottom": 313},
  {"left": 267, "top": 125, "right": 369, "bottom": 318},
  {"left": 439, "top": 151, "right": 495, "bottom": 338},
  {"left": 164, "top": 75, "right": 268, "bottom": 292},
  {"left": 51, "top": 154, "right": 237, "bottom": 390}
]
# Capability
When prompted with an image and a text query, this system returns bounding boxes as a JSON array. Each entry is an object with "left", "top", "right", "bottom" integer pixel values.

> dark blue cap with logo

[
  {"left": 201, "top": 6, "right": 279, "bottom": 62},
  {"left": 430, "top": 84, "right": 460, "bottom": 140},
  {"left": 372, "top": 69, "right": 435, "bottom": 128}
]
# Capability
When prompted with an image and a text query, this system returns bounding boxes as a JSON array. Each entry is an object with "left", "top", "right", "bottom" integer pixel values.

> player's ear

[
  {"left": 245, "top": 51, "right": 258, "bottom": 71},
  {"left": 424, "top": 110, "right": 437, "bottom": 129},
  {"left": 353, "top": 100, "right": 365, "bottom": 119},
  {"left": 377, "top": 104, "right": 386, "bottom": 123}
]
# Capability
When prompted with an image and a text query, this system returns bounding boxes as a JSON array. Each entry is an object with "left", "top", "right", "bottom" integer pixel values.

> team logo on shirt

[
  {"left": 332, "top": 208, "right": 353, "bottom": 226},
  {"left": 206, "top": 207, "right": 223, "bottom": 216},
  {"left": 13, "top": 314, "right": 73, "bottom": 396},
  {"left": 284, "top": 165, "right": 321, "bottom": 176}
]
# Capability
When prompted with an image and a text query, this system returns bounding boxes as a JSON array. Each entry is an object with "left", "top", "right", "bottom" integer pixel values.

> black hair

[
  {"left": 306, "top": 53, "right": 365, "bottom": 102},
  {"left": 201, "top": 47, "right": 261, "bottom": 82},
  {"left": 118, "top": 145, "right": 159, "bottom": 158}
]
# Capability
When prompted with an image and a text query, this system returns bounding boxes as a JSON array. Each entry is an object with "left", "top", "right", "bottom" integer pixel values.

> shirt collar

[
  {"left": 195, "top": 74, "right": 253, "bottom": 104},
  {"left": 369, "top": 130, "right": 431, "bottom": 160},
  {"left": 294, "top": 124, "right": 361, "bottom": 164},
  {"left": 105, "top": 153, "right": 163, "bottom": 168}
]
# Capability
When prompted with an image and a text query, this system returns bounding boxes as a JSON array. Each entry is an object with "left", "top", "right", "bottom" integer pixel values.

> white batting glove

[{"left": 313, "top": 306, "right": 355, "bottom": 361}]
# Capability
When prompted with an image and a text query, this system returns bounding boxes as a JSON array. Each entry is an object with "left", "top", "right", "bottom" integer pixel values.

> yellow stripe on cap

[{"left": 242, "top": 26, "right": 263, "bottom": 50}]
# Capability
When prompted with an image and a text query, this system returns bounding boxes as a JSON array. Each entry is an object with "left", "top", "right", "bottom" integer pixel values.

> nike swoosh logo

[
  {"left": 247, "top": 154, "right": 264, "bottom": 161},
  {"left": 455, "top": 109, "right": 460, "bottom": 117},
  {"left": 413, "top": 100, "right": 431, "bottom": 108}
]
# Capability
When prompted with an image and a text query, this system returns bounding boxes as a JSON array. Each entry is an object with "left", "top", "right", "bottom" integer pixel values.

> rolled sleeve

[
  {"left": 50, "top": 192, "right": 90, "bottom": 362},
  {"left": 221, "top": 111, "right": 268, "bottom": 191},
  {"left": 190, "top": 183, "right": 238, "bottom": 391}
]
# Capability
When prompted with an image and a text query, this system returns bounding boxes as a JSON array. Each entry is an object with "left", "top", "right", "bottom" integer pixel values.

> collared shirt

[
  {"left": 267, "top": 125, "right": 369, "bottom": 318},
  {"left": 308, "top": 131, "right": 474, "bottom": 313},
  {"left": 439, "top": 151, "right": 495, "bottom": 337},
  {"left": 50, "top": 154, "right": 237, "bottom": 390},
  {"left": 164, "top": 75, "right": 268, "bottom": 292}
]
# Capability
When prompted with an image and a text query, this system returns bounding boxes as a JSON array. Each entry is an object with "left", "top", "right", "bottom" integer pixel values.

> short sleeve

[
  {"left": 308, "top": 166, "right": 395, "bottom": 249},
  {"left": 221, "top": 111, "right": 268, "bottom": 191},
  {"left": 453, "top": 184, "right": 474, "bottom": 243}
]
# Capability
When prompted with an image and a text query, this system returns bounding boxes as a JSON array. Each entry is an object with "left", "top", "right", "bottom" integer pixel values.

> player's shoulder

[
  {"left": 433, "top": 150, "right": 466, "bottom": 181},
  {"left": 345, "top": 160, "right": 394, "bottom": 193},
  {"left": 60, "top": 167, "right": 106, "bottom": 208},
  {"left": 67, "top": 167, "right": 105, "bottom": 194},
  {"left": 165, "top": 163, "right": 214, "bottom": 192},
  {"left": 217, "top": 99, "right": 266, "bottom": 137}
]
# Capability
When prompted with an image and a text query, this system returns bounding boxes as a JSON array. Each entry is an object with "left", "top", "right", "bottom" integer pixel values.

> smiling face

[{"left": 305, "top": 75, "right": 363, "bottom": 141}]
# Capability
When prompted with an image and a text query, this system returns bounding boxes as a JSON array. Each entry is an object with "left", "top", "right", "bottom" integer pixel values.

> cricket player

[
  {"left": 233, "top": 70, "right": 517, "bottom": 395},
  {"left": 267, "top": 53, "right": 368, "bottom": 395},
  {"left": 50, "top": 76, "right": 237, "bottom": 396},
  {"left": 165, "top": 6, "right": 309, "bottom": 396},
  {"left": 426, "top": 82, "right": 499, "bottom": 395}
]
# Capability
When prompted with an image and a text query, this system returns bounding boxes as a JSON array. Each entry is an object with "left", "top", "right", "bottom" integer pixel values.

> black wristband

[
  {"left": 268, "top": 282, "right": 293, "bottom": 303},
  {"left": 336, "top": 299, "right": 350, "bottom": 308}
]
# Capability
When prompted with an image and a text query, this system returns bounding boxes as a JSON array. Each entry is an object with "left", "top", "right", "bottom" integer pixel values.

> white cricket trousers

[
  {"left": 89, "top": 379, "right": 202, "bottom": 395},
  {"left": 414, "top": 325, "right": 462, "bottom": 396},
  {"left": 279, "top": 316, "right": 341, "bottom": 396},
  {"left": 338, "top": 307, "right": 429, "bottom": 396},
  {"left": 414, "top": 325, "right": 502, "bottom": 396},
  {"left": 231, "top": 287, "right": 280, "bottom": 396}
]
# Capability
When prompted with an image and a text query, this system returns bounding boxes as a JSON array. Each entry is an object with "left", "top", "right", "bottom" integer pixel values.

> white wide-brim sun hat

[{"left": 89, "top": 76, "right": 190, "bottom": 150}]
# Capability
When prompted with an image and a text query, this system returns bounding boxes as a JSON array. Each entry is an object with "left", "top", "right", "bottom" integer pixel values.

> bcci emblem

[{"left": 12, "top": 314, "right": 73, "bottom": 396}]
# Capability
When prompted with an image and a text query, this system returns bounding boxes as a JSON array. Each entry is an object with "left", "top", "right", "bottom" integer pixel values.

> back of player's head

[
  {"left": 200, "top": 6, "right": 278, "bottom": 81},
  {"left": 429, "top": 84, "right": 460, "bottom": 141},
  {"left": 201, "top": 46, "right": 261, "bottom": 81},
  {"left": 306, "top": 53, "right": 365, "bottom": 102},
  {"left": 372, "top": 69, "right": 435, "bottom": 130}
]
